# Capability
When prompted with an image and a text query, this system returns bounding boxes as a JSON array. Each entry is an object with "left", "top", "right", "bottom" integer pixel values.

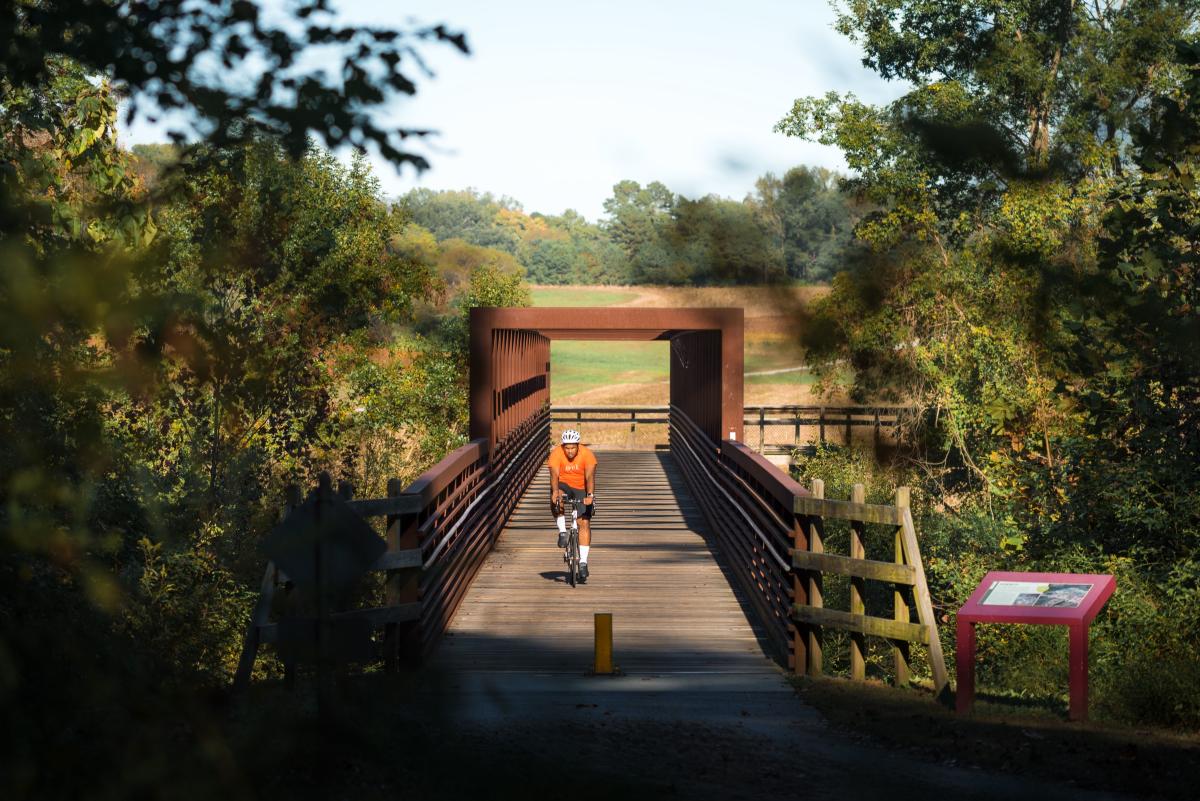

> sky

[{"left": 127, "top": 0, "right": 906, "bottom": 222}]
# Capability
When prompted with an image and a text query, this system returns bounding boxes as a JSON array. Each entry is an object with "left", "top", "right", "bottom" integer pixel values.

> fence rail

[{"left": 552, "top": 405, "right": 914, "bottom": 453}]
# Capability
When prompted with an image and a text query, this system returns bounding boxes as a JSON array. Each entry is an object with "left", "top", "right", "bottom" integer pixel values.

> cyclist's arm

[
  {"left": 584, "top": 464, "right": 596, "bottom": 504},
  {"left": 549, "top": 465, "right": 562, "bottom": 501}
]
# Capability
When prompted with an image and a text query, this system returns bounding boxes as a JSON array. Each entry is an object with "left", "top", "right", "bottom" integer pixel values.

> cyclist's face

[{"left": 562, "top": 443, "right": 579, "bottom": 459}]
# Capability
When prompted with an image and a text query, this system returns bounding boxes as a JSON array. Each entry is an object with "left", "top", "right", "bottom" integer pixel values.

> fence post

[
  {"left": 849, "top": 483, "right": 866, "bottom": 681},
  {"left": 807, "top": 478, "right": 825, "bottom": 675},
  {"left": 893, "top": 486, "right": 912, "bottom": 686},
  {"left": 382, "top": 478, "right": 404, "bottom": 671},
  {"left": 758, "top": 407, "right": 766, "bottom": 453},
  {"left": 819, "top": 407, "right": 826, "bottom": 445},
  {"left": 791, "top": 503, "right": 810, "bottom": 675}
]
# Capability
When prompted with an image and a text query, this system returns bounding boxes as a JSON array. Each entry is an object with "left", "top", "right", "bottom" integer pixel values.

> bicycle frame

[{"left": 561, "top": 496, "right": 581, "bottom": 587}]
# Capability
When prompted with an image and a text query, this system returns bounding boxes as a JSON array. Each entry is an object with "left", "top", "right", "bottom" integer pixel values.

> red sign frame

[{"left": 956, "top": 571, "right": 1115, "bottom": 721}]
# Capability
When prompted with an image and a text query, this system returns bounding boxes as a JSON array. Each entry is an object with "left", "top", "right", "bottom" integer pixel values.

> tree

[
  {"left": 399, "top": 188, "right": 522, "bottom": 253},
  {"left": 1, "top": 0, "right": 468, "bottom": 167},
  {"left": 777, "top": 0, "right": 1200, "bottom": 725}
]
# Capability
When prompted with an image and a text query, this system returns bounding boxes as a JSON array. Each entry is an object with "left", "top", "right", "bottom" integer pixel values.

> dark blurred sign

[{"left": 260, "top": 491, "right": 386, "bottom": 595}]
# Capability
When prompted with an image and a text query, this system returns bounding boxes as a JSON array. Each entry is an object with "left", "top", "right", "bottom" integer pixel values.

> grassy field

[
  {"left": 530, "top": 287, "right": 642, "bottom": 307},
  {"left": 530, "top": 285, "right": 828, "bottom": 413}
]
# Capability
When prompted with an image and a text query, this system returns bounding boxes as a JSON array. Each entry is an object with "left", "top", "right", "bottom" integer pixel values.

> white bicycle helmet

[{"left": 561, "top": 429, "right": 581, "bottom": 444}]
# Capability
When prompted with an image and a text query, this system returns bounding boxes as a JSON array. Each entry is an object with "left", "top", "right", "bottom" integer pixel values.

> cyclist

[{"left": 548, "top": 429, "right": 597, "bottom": 581}]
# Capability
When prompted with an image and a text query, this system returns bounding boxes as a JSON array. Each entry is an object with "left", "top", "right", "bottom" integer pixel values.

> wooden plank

[
  {"left": 807, "top": 479, "right": 824, "bottom": 675},
  {"left": 370, "top": 548, "right": 423, "bottom": 571},
  {"left": 850, "top": 483, "right": 866, "bottom": 681},
  {"left": 790, "top": 550, "right": 916, "bottom": 585},
  {"left": 794, "top": 496, "right": 904, "bottom": 525},
  {"left": 894, "top": 486, "right": 911, "bottom": 686},
  {"left": 346, "top": 494, "right": 424, "bottom": 517},
  {"left": 791, "top": 605, "right": 929, "bottom": 644},
  {"left": 334, "top": 602, "right": 422, "bottom": 626},
  {"left": 900, "top": 505, "right": 950, "bottom": 694}
]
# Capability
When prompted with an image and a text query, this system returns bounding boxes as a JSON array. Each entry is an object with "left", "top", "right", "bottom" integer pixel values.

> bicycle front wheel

[{"left": 566, "top": 531, "right": 580, "bottom": 587}]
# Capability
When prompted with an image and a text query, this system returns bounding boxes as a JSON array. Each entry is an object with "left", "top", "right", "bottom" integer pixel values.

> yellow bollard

[{"left": 594, "top": 613, "right": 614, "bottom": 675}]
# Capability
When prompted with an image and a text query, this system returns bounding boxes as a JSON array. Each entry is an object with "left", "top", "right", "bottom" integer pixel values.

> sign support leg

[
  {"left": 955, "top": 620, "right": 976, "bottom": 713},
  {"left": 1069, "top": 624, "right": 1089, "bottom": 721}
]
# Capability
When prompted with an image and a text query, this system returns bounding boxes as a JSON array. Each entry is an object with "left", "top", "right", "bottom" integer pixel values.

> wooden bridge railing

[
  {"left": 669, "top": 404, "right": 948, "bottom": 692},
  {"left": 234, "top": 406, "right": 549, "bottom": 685},
  {"left": 669, "top": 405, "right": 800, "bottom": 660},
  {"left": 410, "top": 408, "right": 549, "bottom": 656}
]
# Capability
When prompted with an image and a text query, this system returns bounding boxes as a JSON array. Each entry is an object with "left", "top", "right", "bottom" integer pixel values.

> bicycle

[{"left": 559, "top": 495, "right": 582, "bottom": 587}]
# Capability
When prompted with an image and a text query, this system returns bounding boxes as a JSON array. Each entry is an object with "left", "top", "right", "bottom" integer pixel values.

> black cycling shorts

[{"left": 552, "top": 484, "right": 595, "bottom": 520}]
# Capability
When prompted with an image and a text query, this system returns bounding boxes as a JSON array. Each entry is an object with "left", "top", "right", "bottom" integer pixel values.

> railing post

[
  {"left": 386, "top": 477, "right": 422, "bottom": 667},
  {"left": 819, "top": 406, "right": 826, "bottom": 445},
  {"left": 893, "top": 486, "right": 912, "bottom": 686},
  {"left": 758, "top": 407, "right": 766, "bottom": 453},
  {"left": 807, "top": 478, "right": 824, "bottom": 675},
  {"left": 849, "top": 483, "right": 866, "bottom": 681},
  {"left": 791, "top": 503, "right": 810, "bottom": 674}
]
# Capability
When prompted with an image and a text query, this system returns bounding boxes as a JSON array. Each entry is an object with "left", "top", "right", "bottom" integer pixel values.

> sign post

[{"left": 956, "top": 571, "right": 1115, "bottom": 721}]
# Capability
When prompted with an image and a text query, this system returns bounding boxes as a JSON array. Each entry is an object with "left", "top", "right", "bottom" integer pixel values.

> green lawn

[
  {"left": 549, "top": 338, "right": 816, "bottom": 399},
  {"left": 534, "top": 285, "right": 816, "bottom": 397},
  {"left": 549, "top": 340, "right": 668, "bottom": 400},
  {"left": 531, "top": 287, "right": 641, "bottom": 307}
]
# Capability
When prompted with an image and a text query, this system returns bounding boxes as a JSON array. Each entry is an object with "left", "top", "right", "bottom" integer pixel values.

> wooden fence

[
  {"left": 552, "top": 405, "right": 913, "bottom": 453},
  {"left": 792, "top": 483, "right": 949, "bottom": 692},
  {"left": 670, "top": 404, "right": 948, "bottom": 692}
]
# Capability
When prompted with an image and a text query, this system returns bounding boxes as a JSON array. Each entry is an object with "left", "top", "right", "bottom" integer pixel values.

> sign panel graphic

[{"left": 979, "top": 581, "right": 1094, "bottom": 608}]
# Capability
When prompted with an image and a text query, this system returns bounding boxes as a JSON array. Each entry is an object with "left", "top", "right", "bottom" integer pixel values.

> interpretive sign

[
  {"left": 956, "top": 571, "right": 1115, "bottom": 721},
  {"left": 979, "top": 581, "right": 1094, "bottom": 608}
]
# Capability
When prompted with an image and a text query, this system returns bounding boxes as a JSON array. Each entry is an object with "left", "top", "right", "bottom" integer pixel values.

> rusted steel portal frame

[{"left": 469, "top": 307, "right": 744, "bottom": 452}]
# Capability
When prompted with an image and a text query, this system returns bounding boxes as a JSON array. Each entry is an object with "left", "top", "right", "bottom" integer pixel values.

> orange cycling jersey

[{"left": 547, "top": 444, "right": 596, "bottom": 490}]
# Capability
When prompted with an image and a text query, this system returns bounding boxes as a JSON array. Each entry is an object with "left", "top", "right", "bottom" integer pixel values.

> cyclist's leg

[
  {"left": 553, "top": 484, "right": 568, "bottom": 547},
  {"left": 577, "top": 492, "right": 593, "bottom": 575}
]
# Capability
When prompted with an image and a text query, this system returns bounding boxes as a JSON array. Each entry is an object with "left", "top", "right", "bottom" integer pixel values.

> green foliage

[
  {"left": 0, "top": 2, "right": 487, "bottom": 791},
  {"left": 398, "top": 172, "right": 859, "bottom": 286},
  {"left": 1, "top": 0, "right": 469, "bottom": 166},
  {"left": 782, "top": 1, "right": 1200, "bottom": 726}
]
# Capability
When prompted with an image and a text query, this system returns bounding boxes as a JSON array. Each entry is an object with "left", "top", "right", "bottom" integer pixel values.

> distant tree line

[{"left": 398, "top": 165, "right": 862, "bottom": 286}]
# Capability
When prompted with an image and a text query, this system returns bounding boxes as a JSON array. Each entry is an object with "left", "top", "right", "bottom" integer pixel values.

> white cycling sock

[
  {"left": 579, "top": 545, "right": 590, "bottom": 563},
  {"left": 556, "top": 515, "right": 566, "bottom": 534}
]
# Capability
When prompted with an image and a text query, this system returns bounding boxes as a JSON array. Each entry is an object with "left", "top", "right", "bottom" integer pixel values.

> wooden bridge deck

[{"left": 430, "top": 450, "right": 782, "bottom": 675}]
